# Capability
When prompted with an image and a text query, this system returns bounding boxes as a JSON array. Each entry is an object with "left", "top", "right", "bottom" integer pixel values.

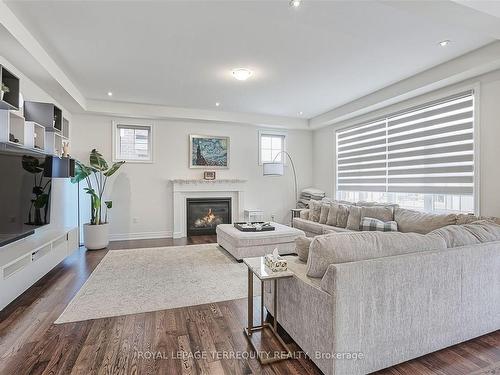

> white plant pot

[{"left": 83, "top": 223, "right": 110, "bottom": 250}]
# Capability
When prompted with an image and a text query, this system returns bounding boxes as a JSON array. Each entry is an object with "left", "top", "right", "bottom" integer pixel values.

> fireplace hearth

[{"left": 186, "top": 198, "right": 232, "bottom": 236}]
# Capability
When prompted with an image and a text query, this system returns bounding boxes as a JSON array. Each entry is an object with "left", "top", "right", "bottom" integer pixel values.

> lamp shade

[{"left": 263, "top": 162, "right": 284, "bottom": 176}]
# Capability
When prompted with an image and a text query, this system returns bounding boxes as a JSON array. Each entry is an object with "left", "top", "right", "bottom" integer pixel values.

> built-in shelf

[
  {"left": 24, "top": 101, "right": 62, "bottom": 132},
  {"left": 46, "top": 131, "right": 63, "bottom": 156},
  {"left": 0, "top": 65, "right": 20, "bottom": 110}
]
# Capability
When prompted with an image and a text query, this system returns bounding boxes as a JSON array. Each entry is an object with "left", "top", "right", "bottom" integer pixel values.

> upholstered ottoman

[{"left": 216, "top": 222, "right": 305, "bottom": 260}]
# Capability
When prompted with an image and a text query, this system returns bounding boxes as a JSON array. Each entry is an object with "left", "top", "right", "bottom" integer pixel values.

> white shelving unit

[
  {"left": 0, "top": 110, "right": 26, "bottom": 146},
  {"left": 62, "top": 117, "right": 69, "bottom": 139},
  {"left": 25, "top": 121, "right": 46, "bottom": 150},
  {"left": 46, "top": 131, "right": 63, "bottom": 156}
]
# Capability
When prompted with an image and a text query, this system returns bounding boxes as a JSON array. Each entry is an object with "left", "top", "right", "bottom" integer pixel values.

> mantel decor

[{"left": 189, "top": 134, "right": 229, "bottom": 169}]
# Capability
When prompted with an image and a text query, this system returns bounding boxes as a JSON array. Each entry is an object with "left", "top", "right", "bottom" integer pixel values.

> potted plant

[
  {"left": 1, "top": 83, "right": 9, "bottom": 101},
  {"left": 71, "top": 149, "right": 125, "bottom": 249}
]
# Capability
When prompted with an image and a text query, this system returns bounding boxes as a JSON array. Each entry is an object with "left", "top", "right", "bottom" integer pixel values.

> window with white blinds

[
  {"left": 336, "top": 91, "right": 475, "bottom": 212},
  {"left": 113, "top": 123, "right": 153, "bottom": 162}
]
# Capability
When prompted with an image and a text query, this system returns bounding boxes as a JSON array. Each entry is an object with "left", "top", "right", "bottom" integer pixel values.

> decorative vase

[{"left": 83, "top": 223, "right": 110, "bottom": 250}]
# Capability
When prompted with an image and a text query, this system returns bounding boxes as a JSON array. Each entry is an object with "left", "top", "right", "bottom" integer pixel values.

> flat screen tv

[{"left": 0, "top": 149, "right": 52, "bottom": 247}]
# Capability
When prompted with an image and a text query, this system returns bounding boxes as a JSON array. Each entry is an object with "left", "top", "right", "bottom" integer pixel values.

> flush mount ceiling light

[
  {"left": 298, "top": 111, "right": 303, "bottom": 116},
  {"left": 439, "top": 40, "right": 451, "bottom": 47},
  {"left": 231, "top": 68, "right": 253, "bottom": 81},
  {"left": 107, "top": 91, "right": 113, "bottom": 96},
  {"left": 215, "top": 102, "right": 220, "bottom": 107},
  {"left": 289, "top": 0, "right": 301, "bottom": 7}
]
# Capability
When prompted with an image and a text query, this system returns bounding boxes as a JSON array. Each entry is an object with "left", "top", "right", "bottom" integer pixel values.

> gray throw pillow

[
  {"left": 346, "top": 205, "right": 362, "bottom": 230},
  {"left": 336, "top": 204, "right": 349, "bottom": 228},
  {"left": 295, "top": 236, "right": 313, "bottom": 262},
  {"left": 326, "top": 203, "right": 339, "bottom": 226},
  {"left": 360, "top": 217, "right": 398, "bottom": 232},
  {"left": 319, "top": 204, "right": 330, "bottom": 224},
  {"left": 308, "top": 200, "right": 321, "bottom": 222}
]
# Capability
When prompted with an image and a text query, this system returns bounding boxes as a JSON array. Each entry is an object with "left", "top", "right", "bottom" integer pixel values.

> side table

[
  {"left": 242, "top": 256, "right": 294, "bottom": 364},
  {"left": 290, "top": 208, "right": 303, "bottom": 227}
]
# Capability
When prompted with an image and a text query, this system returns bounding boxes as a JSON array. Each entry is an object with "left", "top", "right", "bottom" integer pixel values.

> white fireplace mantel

[{"left": 171, "top": 179, "right": 246, "bottom": 238}]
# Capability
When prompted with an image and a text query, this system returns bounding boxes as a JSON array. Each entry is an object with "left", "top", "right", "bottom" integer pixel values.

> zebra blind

[{"left": 336, "top": 91, "right": 474, "bottom": 196}]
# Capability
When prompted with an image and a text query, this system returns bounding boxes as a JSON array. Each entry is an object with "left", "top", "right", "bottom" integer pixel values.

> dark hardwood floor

[{"left": 0, "top": 235, "right": 499, "bottom": 375}]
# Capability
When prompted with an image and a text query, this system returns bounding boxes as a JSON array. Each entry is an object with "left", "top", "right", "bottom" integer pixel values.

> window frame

[
  {"left": 112, "top": 120, "right": 154, "bottom": 163},
  {"left": 258, "top": 130, "right": 287, "bottom": 166},
  {"left": 333, "top": 84, "right": 480, "bottom": 215}
]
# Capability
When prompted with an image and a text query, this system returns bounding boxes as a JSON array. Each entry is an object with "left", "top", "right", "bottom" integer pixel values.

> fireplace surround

[{"left": 186, "top": 198, "right": 232, "bottom": 236}]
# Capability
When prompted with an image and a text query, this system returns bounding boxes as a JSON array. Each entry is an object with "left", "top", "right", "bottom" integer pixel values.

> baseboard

[{"left": 109, "top": 231, "right": 173, "bottom": 241}]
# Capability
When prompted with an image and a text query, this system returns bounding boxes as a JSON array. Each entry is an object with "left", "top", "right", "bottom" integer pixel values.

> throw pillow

[
  {"left": 308, "top": 200, "right": 321, "bottom": 222},
  {"left": 360, "top": 206, "right": 394, "bottom": 222},
  {"left": 319, "top": 204, "right": 330, "bottom": 224},
  {"left": 360, "top": 217, "right": 398, "bottom": 232},
  {"left": 295, "top": 236, "right": 313, "bottom": 262},
  {"left": 346, "top": 205, "right": 362, "bottom": 230},
  {"left": 336, "top": 204, "right": 349, "bottom": 228},
  {"left": 326, "top": 203, "right": 339, "bottom": 226},
  {"left": 394, "top": 208, "right": 457, "bottom": 234}
]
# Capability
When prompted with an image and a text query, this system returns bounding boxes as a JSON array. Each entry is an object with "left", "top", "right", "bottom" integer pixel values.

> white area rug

[{"left": 55, "top": 244, "right": 259, "bottom": 323}]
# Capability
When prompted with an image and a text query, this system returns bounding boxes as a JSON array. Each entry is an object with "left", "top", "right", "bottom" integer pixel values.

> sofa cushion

[
  {"left": 322, "top": 224, "right": 353, "bottom": 234},
  {"left": 336, "top": 204, "right": 350, "bottom": 228},
  {"left": 394, "top": 208, "right": 457, "bottom": 234},
  {"left": 319, "top": 204, "right": 330, "bottom": 224},
  {"left": 295, "top": 236, "right": 313, "bottom": 262},
  {"left": 292, "top": 218, "right": 323, "bottom": 235},
  {"left": 306, "top": 231, "right": 447, "bottom": 278},
  {"left": 428, "top": 220, "right": 500, "bottom": 248},
  {"left": 308, "top": 200, "right": 322, "bottom": 222},
  {"left": 361, "top": 205, "right": 394, "bottom": 222},
  {"left": 326, "top": 203, "right": 338, "bottom": 226},
  {"left": 346, "top": 205, "right": 362, "bottom": 230},
  {"left": 360, "top": 217, "right": 398, "bottom": 232}
]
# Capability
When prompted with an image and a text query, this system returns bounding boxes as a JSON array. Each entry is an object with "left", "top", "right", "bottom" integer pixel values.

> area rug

[{"left": 55, "top": 244, "right": 260, "bottom": 323}]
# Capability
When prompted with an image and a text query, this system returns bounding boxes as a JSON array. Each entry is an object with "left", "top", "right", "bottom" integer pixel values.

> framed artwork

[
  {"left": 189, "top": 134, "right": 229, "bottom": 169},
  {"left": 203, "top": 171, "right": 216, "bottom": 180}
]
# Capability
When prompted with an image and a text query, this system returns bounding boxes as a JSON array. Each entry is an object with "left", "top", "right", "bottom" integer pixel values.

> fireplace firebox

[{"left": 186, "top": 198, "right": 232, "bottom": 236}]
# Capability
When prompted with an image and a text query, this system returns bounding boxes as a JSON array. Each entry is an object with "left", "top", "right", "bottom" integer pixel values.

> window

[
  {"left": 259, "top": 130, "right": 286, "bottom": 164},
  {"left": 336, "top": 91, "right": 476, "bottom": 213},
  {"left": 113, "top": 122, "right": 153, "bottom": 162}
]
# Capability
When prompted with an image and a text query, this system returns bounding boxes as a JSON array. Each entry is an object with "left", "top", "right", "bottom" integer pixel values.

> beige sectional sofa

[
  {"left": 293, "top": 199, "right": 497, "bottom": 236},
  {"left": 264, "top": 208, "right": 500, "bottom": 375}
]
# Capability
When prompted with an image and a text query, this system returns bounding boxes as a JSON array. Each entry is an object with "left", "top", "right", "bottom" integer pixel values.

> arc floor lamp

[{"left": 262, "top": 151, "right": 298, "bottom": 207}]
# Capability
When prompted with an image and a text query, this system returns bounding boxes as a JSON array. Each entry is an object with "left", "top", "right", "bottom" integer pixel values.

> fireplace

[{"left": 186, "top": 198, "right": 232, "bottom": 236}]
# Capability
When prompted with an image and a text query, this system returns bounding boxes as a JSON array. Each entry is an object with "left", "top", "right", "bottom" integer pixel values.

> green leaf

[
  {"left": 22, "top": 155, "right": 43, "bottom": 174},
  {"left": 89, "top": 149, "right": 108, "bottom": 171},
  {"left": 104, "top": 161, "right": 125, "bottom": 177},
  {"left": 71, "top": 160, "right": 91, "bottom": 184},
  {"left": 84, "top": 188, "right": 101, "bottom": 210},
  {"left": 104, "top": 201, "right": 113, "bottom": 209},
  {"left": 34, "top": 193, "right": 49, "bottom": 209}
]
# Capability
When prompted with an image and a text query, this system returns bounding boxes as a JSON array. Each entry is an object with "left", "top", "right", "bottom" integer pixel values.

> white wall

[
  {"left": 71, "top": 114, "right": 313, "bottom": 240},
  {"left": 0, "top": 55, "right": 78, "bottom": 231},
  {"left": 312, "top": 69, "right": 500, "bottom": 217}
]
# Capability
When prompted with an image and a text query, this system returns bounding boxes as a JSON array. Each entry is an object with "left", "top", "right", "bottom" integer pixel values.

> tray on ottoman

[{"left": 234, "top": 222, "right": 275, "bottom": 232}]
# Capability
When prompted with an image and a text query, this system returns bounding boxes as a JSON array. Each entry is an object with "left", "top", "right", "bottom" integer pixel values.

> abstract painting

[{"left": 189, "top": 134, "right": 229, "bottom": 168}]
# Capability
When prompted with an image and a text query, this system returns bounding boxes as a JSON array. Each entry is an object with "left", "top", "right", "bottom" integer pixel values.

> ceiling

[{"left": 2, "top": 0, "right": 498, "bottom": 120}]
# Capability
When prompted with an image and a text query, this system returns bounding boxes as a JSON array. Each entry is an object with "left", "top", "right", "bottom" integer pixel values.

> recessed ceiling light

[
  {"left": 231, "top": 68, "right": 253, "bottom": 81},
  {"left": 215, "top": 102, "right": 220, "bottom": 107},
  {"left": 107, "top": 91, "right": 113, "bottom": 96},
  {"left": 289, "top": 0, "right": 301, "bottom": 7},
  {"left": 439, "top": 40, "right": 451, "bottom": 47},
  {"left": 298, "top": 111, "right": 303, "bottom": 116}
]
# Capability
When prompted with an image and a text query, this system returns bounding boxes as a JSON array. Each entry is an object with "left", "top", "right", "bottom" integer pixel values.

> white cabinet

[{"left": 0, "top": 227, "right": 79, "bottom": 311}]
